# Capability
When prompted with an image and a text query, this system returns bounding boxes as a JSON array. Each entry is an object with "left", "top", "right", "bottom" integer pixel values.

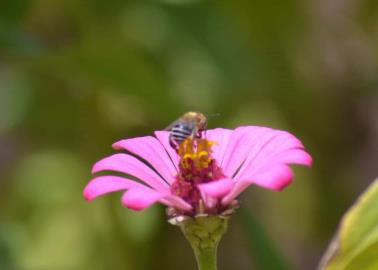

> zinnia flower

[
  {"left": 83, "top": 126, "right": 312, "bottom": 217},
  {"left": 84, "top": 124, "right": 312, "bottom": 270}
]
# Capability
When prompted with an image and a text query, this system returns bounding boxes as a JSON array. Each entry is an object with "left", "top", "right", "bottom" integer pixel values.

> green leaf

[{"left": 319, "top": 179, "right": 378, "bottom": 270}]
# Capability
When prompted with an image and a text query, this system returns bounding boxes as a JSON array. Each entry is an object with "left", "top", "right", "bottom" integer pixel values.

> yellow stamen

[{"left": 178, "top": 138, "right": 216, "bottom": 170}]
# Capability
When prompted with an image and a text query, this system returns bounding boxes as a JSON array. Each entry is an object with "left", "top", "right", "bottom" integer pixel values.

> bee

[{"left": 166, "top": 111, "right": 208, "bottom": 150}]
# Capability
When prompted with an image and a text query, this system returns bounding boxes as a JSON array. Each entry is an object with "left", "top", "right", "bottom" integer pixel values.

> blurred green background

[{"left": 1, "top": 0, "right": 378, "bottom": 269}]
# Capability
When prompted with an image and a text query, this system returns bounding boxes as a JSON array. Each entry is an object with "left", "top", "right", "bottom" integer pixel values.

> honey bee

[{"left": 166, "top": 111, "right": 208, "bottom": 150}]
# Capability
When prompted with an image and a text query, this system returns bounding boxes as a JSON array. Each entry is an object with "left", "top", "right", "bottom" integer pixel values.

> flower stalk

[{"left": 176, "top": 216, "right": 228, "bottom": 270}]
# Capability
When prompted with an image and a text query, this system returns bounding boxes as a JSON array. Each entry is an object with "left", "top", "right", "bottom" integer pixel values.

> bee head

[{"left": 184, "top": 111, "right": 207, "bottom": 131}]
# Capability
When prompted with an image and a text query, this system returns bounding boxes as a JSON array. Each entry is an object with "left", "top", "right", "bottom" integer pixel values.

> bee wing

[{"left": 163, "top": 118, "right": 181, "bottom": 131}]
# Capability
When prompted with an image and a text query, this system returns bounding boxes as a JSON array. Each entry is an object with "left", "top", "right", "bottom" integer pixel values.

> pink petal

[
  {"left": 84, "top": 177, "right": 192, "bottom": 212},
  {"left": 113, "top": 136, "right": 177, "bottom": 184},
  {"left": 219, "top": 127, "right": 311, "bottom": 204},
  {"left": 154, "top": 131, "right": 179, "bottom": 170},
  {"left": 92, "top": 153, "right": 170, "bottom": 192},
  {"left": 246, "top": 164, "right": 294, "bottom": 190},
  {"left": 160, "top": 195, "right": 193, "bottom": 211},
  {"left": 240, "top": 149, "right": 312, "bottom": 179},
  {"left": 205, "top": 128, "right": 232, "bottom": 163},
  {"left": 222, "top": 165, "right": 293, "bottom": 205},
  {"left": 83, "top": 176, "right": 145, "bottom": 201},
  {"left": 198, "top": 178, "right": 234, "bottom": 209},
  {"left": 121, "top": 188, "right": 165, "bottom": 211},
  {"left": 267, "top": 148, "right": 312, "bottom": 167},
  {"left": 198, "top": 178, "right": 234, "bottom": 198},
  {"left": 221, "top": 126, "right": 276, "bottom": 177},
  {"left": 234, "top": 130, "right": 308, "bottom": 181}
]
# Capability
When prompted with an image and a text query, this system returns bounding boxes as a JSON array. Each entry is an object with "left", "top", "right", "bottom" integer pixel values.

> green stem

[
  {"left": 178, "top": 216, "right": 228, "bottom": 270},
  {"left": 192, "top": 242, "right": 218, "bottom": 270}
]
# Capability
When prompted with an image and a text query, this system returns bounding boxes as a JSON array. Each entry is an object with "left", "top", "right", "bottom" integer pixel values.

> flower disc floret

[{"left": 170, "top": 138, "right": 227, "bottom": 215}]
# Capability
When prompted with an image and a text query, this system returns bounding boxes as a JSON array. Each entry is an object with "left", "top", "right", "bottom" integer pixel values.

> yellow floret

[{"left": 178, "top": 138, "right": 216, "bottom": 170}]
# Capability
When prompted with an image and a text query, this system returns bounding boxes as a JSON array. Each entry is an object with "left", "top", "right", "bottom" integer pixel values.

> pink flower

[{"left": 83, "top": 126, "right": 312, "bottom": 216}]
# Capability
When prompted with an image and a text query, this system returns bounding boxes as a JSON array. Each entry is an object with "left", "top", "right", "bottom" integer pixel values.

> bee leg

[
  {"left": 169, "top": 139, "right": 178, "bottom": 150},
  {"left": 196, "top": 129, "right": 204, "bottom": 139},
  {"left": 191, "top": 127, "right": 200, "bottom": 139}
]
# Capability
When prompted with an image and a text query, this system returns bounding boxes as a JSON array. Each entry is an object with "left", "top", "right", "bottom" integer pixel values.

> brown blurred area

[{"left": 0, "top": 0, "right": 377, "bottom": 269}]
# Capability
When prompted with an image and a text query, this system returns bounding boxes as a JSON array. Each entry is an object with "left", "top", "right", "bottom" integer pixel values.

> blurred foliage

[
  {"left": 1, "top": 0, "right": 378, "bottom": 269},
  {"left": 238, "top": 208, "right": 290, "bottom": 270},
  {"left": 319, "top": 179, "right": 378, "bottom": 270}
]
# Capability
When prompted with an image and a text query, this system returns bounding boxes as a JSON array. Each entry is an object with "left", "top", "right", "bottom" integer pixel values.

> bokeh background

[{"left": 1, "top": 0, "right": 378, "bottom": 269}]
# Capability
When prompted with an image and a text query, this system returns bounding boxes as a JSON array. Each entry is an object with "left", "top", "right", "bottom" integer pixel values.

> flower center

[{"left": 171, "top": 138, "right": 224, "bottom": 214}]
